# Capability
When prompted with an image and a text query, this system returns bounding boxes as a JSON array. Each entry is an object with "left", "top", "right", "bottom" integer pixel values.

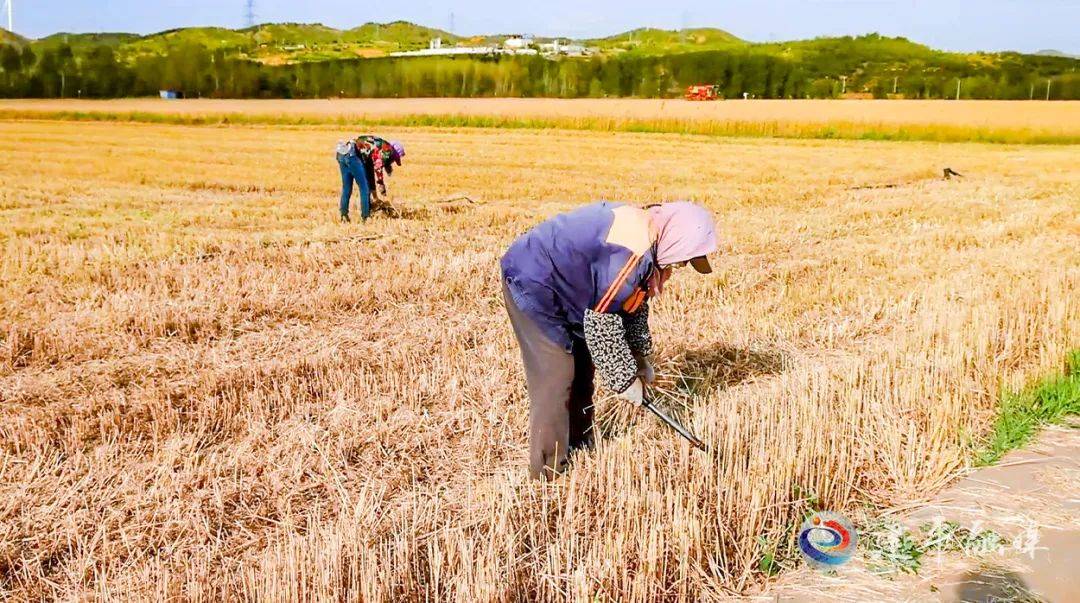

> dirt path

[{"left": 762, "top": 423, "right": 1080, "bottom": 602}]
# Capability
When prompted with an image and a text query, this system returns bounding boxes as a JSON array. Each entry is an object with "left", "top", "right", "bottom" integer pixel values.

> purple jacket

[{"left": 501, "top": 202, "right": 656, "bottom": 352}]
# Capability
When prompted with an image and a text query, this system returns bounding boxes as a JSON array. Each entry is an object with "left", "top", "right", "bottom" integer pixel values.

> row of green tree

[{"left": 2, "top": 40, "right": 1077, "bottom": 99}]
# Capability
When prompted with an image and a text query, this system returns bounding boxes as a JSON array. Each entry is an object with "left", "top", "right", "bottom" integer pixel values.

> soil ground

[{"left": 763, "top": 423, "right": 1080, "bottom": 602}]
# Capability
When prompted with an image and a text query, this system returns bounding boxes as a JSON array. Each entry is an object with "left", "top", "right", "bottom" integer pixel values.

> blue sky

[{"left": 9, "top": 1, "right": 1079, "bottom": 54}]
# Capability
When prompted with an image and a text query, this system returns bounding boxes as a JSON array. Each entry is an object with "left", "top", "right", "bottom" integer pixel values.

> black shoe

[{"left": 340, "top": 213, "right": 350, "bottom": 223}]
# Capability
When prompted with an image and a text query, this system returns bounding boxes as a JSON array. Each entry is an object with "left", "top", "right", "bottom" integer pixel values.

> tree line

[{"left": 2, "top": 40, "right": 1077, "bottom": 100}]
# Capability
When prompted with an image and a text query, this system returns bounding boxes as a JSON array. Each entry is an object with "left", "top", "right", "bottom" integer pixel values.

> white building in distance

[
  {"left": 504, "top": 35, "right": 533, "bottom": 50},
  {"left": 539, "top": 39, "right": 589, "bottom": 56},
  {"left": 390, "top": 36, "right": 539, "bottom": 58}
]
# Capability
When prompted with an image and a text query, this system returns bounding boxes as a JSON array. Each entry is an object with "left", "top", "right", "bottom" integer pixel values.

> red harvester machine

[{"left": 685, "top": 85, "right": 722, "bottom": 101}]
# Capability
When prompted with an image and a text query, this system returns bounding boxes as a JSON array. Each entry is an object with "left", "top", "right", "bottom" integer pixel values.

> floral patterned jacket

[{"left": 353, "top": 137, "right": 386, "bottom": 194}]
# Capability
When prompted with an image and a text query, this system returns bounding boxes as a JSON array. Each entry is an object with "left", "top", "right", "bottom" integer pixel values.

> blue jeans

[{"left": 338, "top": 153, "right": 370, "bottom": 220}]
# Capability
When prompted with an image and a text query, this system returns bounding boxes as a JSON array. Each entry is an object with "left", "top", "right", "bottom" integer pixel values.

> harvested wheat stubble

[{"left": 0, "top": 118, "right": 1078, "bottom": 601}]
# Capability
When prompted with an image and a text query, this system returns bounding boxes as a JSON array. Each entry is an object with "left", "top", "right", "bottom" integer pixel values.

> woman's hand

[
  {"left": 619, "top": 378, "right": 644, "bottom": 405},
  {"left": 635, "top": 354, "right": 656, "bottom": 384}
]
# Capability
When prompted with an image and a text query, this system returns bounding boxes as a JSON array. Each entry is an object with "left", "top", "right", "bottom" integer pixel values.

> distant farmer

[
  {"left": 335, "top": 135, "right": 405, "bottom": 222},
  {"left": 500, "top": 201, "right": 718, "bottom": 480},
  {"left": 358, "top": 135, "right": 405, "bottom": 204}
]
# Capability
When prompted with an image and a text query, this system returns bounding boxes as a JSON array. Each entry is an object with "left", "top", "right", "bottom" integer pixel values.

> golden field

[
  {"left": 2, "top": 98, "right": 1079, "bottom": 143},
  {"left": 4, "top": 98, "right": 1079, "bottom": 129},
  {"left": 0, "top": 113, "right": 1078, "bottom": 600}
]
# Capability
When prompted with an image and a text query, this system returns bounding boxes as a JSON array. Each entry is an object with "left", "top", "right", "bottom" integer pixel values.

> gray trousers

[{"left": 502, "top": 283, "right": 595, "bottom": 480}]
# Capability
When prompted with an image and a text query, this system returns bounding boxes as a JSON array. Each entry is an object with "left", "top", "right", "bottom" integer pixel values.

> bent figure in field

[
  {"left": 335, "top": 136, "right": 405, "bottom": 222},
  {"left": 500, "top": 201, "right": 718, "bottom": 480},
  {"left": 358, "top": 136, "right": 405, "bottom": 214}
]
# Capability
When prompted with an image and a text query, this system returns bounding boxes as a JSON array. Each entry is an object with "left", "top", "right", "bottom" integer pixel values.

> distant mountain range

[
  {"left": 1, "top": 21, "right": 755, "bottom": 64},
  {"left": 1, "top": 21, "right": 1076, "bottom": 101},
  {"left": 1036, "top": 49, "right": 1078, "bottom": 59},
  {"left": 3, "top": 20, "right": 1070, "bottom": 64},
  {"left": 2, "top": 22, "right": 458, "bottom": 63}
]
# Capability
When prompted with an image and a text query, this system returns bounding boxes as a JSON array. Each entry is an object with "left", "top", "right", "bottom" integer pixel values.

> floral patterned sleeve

[
  {"left": 622, "top": 302, "right": 653, "bottom": 357},
  {"left": 372, "top": 150, "right": 385, "bottom": 191},
  {"left": 583, "top": 309, "right": 638, "bottom": 394}
]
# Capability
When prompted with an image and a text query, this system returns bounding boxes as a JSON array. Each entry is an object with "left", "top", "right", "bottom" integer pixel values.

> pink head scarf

[
  {"left": 645, "top": 202, "right": 718, "bottom": 296},
  {"left": 647, "top": 201, "right": 718, "bottom": 266}
]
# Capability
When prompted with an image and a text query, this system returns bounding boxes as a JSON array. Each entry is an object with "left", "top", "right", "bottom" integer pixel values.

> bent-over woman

[
  {"left": 335, "top": 136, "right": 405, "bottom": 222},
  {"left": 500, "top": 201, "right": 718, "bottom": 479}
]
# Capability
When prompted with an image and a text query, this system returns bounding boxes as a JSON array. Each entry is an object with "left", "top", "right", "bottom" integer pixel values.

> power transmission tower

[
  {"left": 449, "top": 11, "right": 455, "bottom": 35},
  {"left": 244, "top": 0, "right": 256, "bottom": 28}
]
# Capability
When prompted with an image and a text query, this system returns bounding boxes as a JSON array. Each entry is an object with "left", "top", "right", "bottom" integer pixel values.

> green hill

[
  {"left": 342, "top": 21, "right": 458, "bottom": 47},
  {"left": 99, "top": 21, "right": 461, "bottom": 64},
  {"left": 0, "top": 27, "right": 27, "bottom": 47},
  {"left": 588, "top": 27, "right": 746, "bottom": 54},
  {"left": 241, "top": 23, "right": 343, "bottom": 46},
  {"left": 761, "top": 34, "right": 936, "bottom": 61},
  {"left": 122, "top": 26, "right": 254, "bottom": 57},
  {"left": 32, "top": 32, "right": 140, "bottom": 54}
]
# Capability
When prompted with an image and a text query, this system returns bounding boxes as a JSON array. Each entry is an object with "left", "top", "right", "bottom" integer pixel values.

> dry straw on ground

[{"left": 0, "top": 113, "right": 1078, "bottom": 600}]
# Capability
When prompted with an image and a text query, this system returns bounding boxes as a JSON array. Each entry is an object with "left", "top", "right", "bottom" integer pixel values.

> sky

[{"left": 7, "top": 0, "right": 1079, "bottom": 54}]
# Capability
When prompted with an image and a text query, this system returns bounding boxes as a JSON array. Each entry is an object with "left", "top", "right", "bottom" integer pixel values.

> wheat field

[
  {"left": 3, "top": 99, "right": 1079, "bottom": 144},
  {"left": 1, "top": 114, "right": 1078, "bottom": 600},
  {"left": 4, "top": 98, "right": 1078, "bottom": 130}
]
